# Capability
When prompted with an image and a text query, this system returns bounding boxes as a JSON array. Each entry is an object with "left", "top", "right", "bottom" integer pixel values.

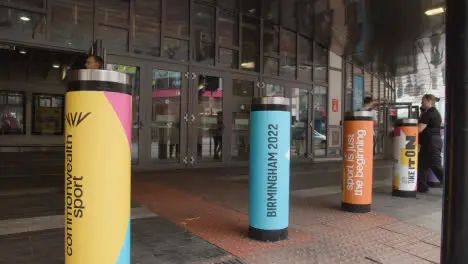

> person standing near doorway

[
  {"left": 212, "top": 111, "right": 223, "bottom": 160},
  {"left": 85, "top": 55, "right": 103, "bottom": 70},
  {"left": 417, "top": 94, "right": 444, "bottom": 192}
]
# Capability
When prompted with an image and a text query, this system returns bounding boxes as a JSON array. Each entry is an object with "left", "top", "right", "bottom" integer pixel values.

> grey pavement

[{"left": 0, "top": 160, "right": 444, "bottom": 263}]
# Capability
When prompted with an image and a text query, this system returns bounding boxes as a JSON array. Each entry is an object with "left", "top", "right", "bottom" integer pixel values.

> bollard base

[
  {"left": 248, "top": 226, "right": 288, "bottom": 242},
  {"left": 341, "top": 202, "right": 371, "bottom": 213},
  {"left": 392, "top": 190, "right": 417, "bottom": 198}
]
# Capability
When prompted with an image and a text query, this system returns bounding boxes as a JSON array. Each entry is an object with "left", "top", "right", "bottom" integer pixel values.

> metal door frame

[
  {"left": 106, "top": 55, "right": 147, "bottom": 169},
  {"left": 261, "top": 78, "right": 313, "bottom": 163},
  {"left": 145, "top": 62, "right": 190, "bottom": 170},
  {"left": 375, "top": 102, "right": 413, "bottom": 158},
  {"left": 187, "top": 67, "right": 261, "bottom": 168},
  {"left": 107, "top": 55, "right": 191, "bottom": 170},
  {"left": 187, "top": 67, "right": 227, "bottom": 168},
  {"left": 220, "top": 72, "right": 260, "bottom": 167}
]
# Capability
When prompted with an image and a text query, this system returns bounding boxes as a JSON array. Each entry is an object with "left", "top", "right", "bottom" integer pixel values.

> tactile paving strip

[{"left": 133, "top": 180, "right": 314, "bottom": 258}]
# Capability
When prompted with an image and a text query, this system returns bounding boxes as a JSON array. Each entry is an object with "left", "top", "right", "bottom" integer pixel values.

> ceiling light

[
  {"left": 52, "top": 64, "right": 60, "bottom": 68},
  {"left": 19, "top": 50, "right": 27, "bottom": 54},
  {"left": 425, "top": 7, "right": 445, "bottom": 16},
  {"left": 240, "top": 62, "right": 255, "bottom": 69},
  {"left": 20, "top": 16, "right": 31, "bottom": 22}
]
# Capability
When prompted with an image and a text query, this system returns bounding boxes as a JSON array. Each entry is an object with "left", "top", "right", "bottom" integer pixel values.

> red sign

[
  {"left": 389, "top": 108, "right": 398, "bottom": 116},
  {"left": 332, "top": 99, "right": 339, "bottom": 112}
]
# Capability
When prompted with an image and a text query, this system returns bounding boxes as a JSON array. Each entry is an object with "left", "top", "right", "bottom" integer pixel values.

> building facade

[{"left": 0, "top": 0, "right": 395, "bottom": 170}]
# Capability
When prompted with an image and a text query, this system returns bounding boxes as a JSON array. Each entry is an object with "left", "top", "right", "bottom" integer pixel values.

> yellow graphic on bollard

[
  {"left": 393, "top": 175, "right": 400, "bottom": 190},
  {"left": 392, "top": 125, "right": 418, "bottom": 193},
  {"left": 65, "top": 91, "right": 131, "bottom": 264}
]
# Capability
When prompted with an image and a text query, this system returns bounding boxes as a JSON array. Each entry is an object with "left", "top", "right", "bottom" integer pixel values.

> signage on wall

[{"left": 332, "top": 99, "right": 339, "bottom": 112}]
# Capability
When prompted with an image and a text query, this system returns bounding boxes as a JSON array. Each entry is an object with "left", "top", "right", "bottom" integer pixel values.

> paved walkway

[{"left": 0, "top": 161, "right": 442, "bottom": 263}]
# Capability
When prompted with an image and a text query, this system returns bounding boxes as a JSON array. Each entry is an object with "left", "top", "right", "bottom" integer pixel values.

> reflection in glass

[
  {"left": 291, "top": 89, "right": 308, "bottom": 158},
  {"left": 280, "top": 29, "right": 296, "bottom": 78},
  {"left": 97, "top": 0, "right": 129, "bottom": 27},
  {"left": 106, "top": 64, "right": 140, "bottom": 163},
  {"left": 263, "top": 22, "right": 279, "bottom": 56},
  {"left": 163, "top": 38, "right": 188, "bottom": 61},
  {"left": 218, "top": 10, "right": 238, "bottom": 47},
  {"left": 314, "top": 44, "right": 328, "bottom": 66},
  {"left": 314, "top": 66, "right": 327, "bottom": 83},
  {"left": 263, "top": 57, "right": 279, "bottom": 76},
  {"left": 241, "top": 16, "right": 259, "bottom": 72},
  {"left": 0, "top": 0, "right": 43, "bottom": 8},
  {"left": 298, "top": 35, "right": 313, "bottom": 81},
  {"left": 314, "top": 44, "right": 328, "bottom": 83},
  {"left": 0, "top": 91, "right": 25, "bottom": 135},
  {"left": 197, "top": 75, "right": 223, "bottom": 161},
  {"left": 166, "top": 0, "right": 189, "bottom": 37},
  {"left": 193, "top": 3, "right": 215, "bottom": 65},
  {"left": 372, "top": 77, "right": 379, "bottom": 100},
  {"left": 313, "top": 86, "right": 328, "bottom": 156},
  {"left": 150, "top": 70, "right": 181, "bottom": 161},
  {"left": 50, "top": 0, "right": 93, "bottom": 49},
  {"left": 298, "top": 2, "right": 313, "bottom": 36},
  {"left": 218, "top": 0, "right": 238, "bottom": 9},
  {"left": 281, "top": 0, "right": 297, "bottom": 30},
  {"left": 241, "top": 0, "right": 259, "bottom": 16},
  {"left": 134, "top": 0, "right": 161, "bottom": 56},
  {"left": 263, "top": 0, "right": 279, "bottom": 23},
  {"left": 231, "top": 80, "right": 253, "bottom": 161},
  {"left": 218, "top": 48, "right": 238, "bottom": 69},
  {"left": 0, "top": 8, "right": 46, "bottom": 40},
  {"left": 263, "top": 83, "right": 285, "bottom": 97},
  {"left": 32, "top": 94, "right": 64, "bottom": 135},
  {"left": 98, "top": 25, "right": 128, "bottom": 52}
]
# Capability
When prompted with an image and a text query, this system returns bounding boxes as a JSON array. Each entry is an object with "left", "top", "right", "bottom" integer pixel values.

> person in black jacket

[{"left": 417, "top": 94, "right": 444, "bottom": 192}]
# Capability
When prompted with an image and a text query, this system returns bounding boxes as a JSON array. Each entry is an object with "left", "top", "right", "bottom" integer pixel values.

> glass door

[
  {"left": 312, "top": 85, "right": 328, "bottom": 158},
  {"left": 227, "top": 76, "right": 259, "bottom": 165},
  {"left": 188, "top": 68, "right": 225, "bottom": 166},
  {"left": 188, "top": 69, "right": 260, "bottom": 167},
  {"left": 106, "top": 58, "right": 143, "bottom": 165},
  {"left": 147, "top": 64, "right": 189, "bottom": 168},
  {"left": 290, "top": 87, "right": 312, "bottom": 160},
  {"left": 262, "top": 79, "right": 313, "bottom": 161}
]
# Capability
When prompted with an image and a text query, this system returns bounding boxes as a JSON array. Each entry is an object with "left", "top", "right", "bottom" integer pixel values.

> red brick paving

[
  {"left": 132, "top": 175, "right": 441, "bottom": 263},
  {"left": 132, "top": 180, "right": 314, "bottom": 258}
]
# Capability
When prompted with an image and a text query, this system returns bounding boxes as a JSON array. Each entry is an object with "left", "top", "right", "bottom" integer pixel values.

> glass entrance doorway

[
  {"left": 107, "top": 56, "right": 259, "bottom": 169},
  {"left": 188, "top": 69, "right": 259, "bottom": 167},
  {"left": 375, "top": 102, "right": 414, "bottom": 158},
  {"left": 261, "top": 79, "right": 322, "bottom": 161},
  {"left": 105, "top": 61, "right": 141, "bottom": 165}
]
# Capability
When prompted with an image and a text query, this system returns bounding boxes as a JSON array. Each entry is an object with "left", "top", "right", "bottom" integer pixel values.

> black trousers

[{"left": 418, "top": 136, "right": 444, "bottom": 191}]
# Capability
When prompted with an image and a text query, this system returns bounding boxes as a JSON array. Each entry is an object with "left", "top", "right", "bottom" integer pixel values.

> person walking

[{"left": 417, "top": 94, "right": 444, "bottom": 192}]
